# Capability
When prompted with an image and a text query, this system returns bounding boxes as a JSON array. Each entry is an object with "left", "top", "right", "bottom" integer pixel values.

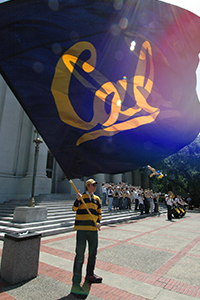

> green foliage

[{"left": 149, "top": 134, "right": 200, "bottom": 202}]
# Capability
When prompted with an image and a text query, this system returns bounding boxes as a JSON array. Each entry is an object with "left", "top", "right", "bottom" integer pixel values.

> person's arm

[{"left": 147, "top": 165, "right": 156, "bottom": 172}]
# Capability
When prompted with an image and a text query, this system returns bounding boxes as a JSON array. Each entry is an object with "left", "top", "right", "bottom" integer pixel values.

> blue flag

[{"left": 0, "top": 0, "right": 200, "bottom": 179}]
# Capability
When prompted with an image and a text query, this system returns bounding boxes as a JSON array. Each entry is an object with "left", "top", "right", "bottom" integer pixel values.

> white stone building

[{"left": 0, "top": 75, "right": 151, "bottom": 203}]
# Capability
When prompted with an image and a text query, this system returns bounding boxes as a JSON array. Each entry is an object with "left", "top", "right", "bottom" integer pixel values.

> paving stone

[
  {"left": 0, "top": 211, "right": 199, "bottom": 300},
  {"left": 164, "top": 255, "right": 200, "bottom": 286},
  {"left": 97, "top": 243, "right": 174, "bottom": 274}
]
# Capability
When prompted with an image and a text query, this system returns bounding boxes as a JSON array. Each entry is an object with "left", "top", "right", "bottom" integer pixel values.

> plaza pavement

[{"left": 0, "top": 210, "right": 200, "bottom": 300}]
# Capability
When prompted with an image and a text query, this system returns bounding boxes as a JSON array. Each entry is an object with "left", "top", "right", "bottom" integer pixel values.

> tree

[{"left": 149, "top": 134, "right": 200, "bottom": 206}]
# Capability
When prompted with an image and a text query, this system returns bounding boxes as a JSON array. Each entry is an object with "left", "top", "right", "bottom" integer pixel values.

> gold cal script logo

[{"left": 51, "top": 41, "right": 160, "bottom": 146}]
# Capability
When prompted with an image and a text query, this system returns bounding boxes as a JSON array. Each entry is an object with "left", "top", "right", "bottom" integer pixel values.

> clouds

[
  {"left": 159, "top": 0, "right": 200, "bottom": 102},
  {"left": 159, "top": 0, "right": 200, "bottom": 17}
]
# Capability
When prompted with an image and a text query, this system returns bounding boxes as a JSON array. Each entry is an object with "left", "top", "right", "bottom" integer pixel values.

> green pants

[{"left": 72, "top": 230, "right": 98, "bottom": 286}]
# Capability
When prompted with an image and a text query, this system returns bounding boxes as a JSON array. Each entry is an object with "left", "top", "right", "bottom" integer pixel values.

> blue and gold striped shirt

[{"left": 73, "top": 192, "right": 101, "bottom": 231}]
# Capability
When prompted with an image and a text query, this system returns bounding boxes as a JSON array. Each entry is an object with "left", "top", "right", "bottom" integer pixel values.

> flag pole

[{"left": 69, "top": 179, "right": 97, "bottom": 227}]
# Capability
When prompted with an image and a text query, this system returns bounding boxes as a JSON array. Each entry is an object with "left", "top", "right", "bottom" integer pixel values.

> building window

[{"left": 46, "top": 151, "right": 54, "bottom": 178}]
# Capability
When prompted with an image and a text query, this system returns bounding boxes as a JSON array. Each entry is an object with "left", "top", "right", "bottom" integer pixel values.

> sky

[
  {"left": 0, "top": 0, "right": 199, "bottom": 101},
  {"left": 159, "top": 0, "right": 200, "bottom": 101}
]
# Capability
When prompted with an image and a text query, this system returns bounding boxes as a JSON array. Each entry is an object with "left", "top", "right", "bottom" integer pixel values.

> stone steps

[{"left": 0, "top": 195, "right": 167, "bottom": 240}]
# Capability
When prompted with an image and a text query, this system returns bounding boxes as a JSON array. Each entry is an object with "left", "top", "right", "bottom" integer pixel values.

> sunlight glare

[{"left": 130, "top": 41, "right": 136, "bottom": 51}]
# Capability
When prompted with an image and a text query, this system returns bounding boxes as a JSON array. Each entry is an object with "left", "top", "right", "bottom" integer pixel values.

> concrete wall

[{"left": 0, "top": 77, "right": 51, "bottom": 203}]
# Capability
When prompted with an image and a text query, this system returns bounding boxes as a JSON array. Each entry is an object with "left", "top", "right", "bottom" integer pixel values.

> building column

[
  {"left": 143, "top": 171, "right": 150, "bottom": 189},
  {"left": 0, "top": 75, "right": 7, "bottom": 131},
  {"left": 111, "top": 174, "right": 123, "bottom": 184},
  {"left": 0, "top": 87, "right": 31, "bottom": 202},
  {"left": 56, "top": 166, "right": 85, "bottom": 195},
  {"left": 123, "top": 172, "right": 132, "bottom": 185},
  {"left": 133, "top": 169, "right": 142, "bottom": 186},
  {"left": 93, "top": 174, "right": 106, "bottom": 197}
]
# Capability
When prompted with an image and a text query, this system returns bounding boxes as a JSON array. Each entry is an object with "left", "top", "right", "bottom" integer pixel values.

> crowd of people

[
  {"left": 101, "top": 182, "right": 161, "bottom": 214},
  {"left": 101, "top": 182, "right": 190, "bottom": 216}
]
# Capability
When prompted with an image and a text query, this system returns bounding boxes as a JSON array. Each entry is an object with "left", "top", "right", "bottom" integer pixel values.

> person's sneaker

[
  {"left": 85, "top": 274, "right": 102, "bottom": 283},
  {"left": 70, "top": 285, "right": 87, "bottom": 299}
]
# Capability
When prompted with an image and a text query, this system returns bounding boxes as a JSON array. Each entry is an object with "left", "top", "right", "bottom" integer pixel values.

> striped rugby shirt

[{"left": 73, "top": 192, "right": 101, "bottom": 231}]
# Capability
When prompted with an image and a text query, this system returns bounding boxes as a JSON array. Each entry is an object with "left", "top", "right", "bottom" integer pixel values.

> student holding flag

[{"left": 71, "top": 179, "right": 102, "bottom": 298}]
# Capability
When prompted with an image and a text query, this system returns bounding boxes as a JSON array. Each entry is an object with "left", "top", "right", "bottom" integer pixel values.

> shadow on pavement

[
  {"left": 187, "top": 209, "right": 200, "bottom": 213},
  {"left": 58, "top": 295, "right": 76, "bottom": 300},
  {"left": 57, "top": 281, "right": 91, "bottom": 300}
]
